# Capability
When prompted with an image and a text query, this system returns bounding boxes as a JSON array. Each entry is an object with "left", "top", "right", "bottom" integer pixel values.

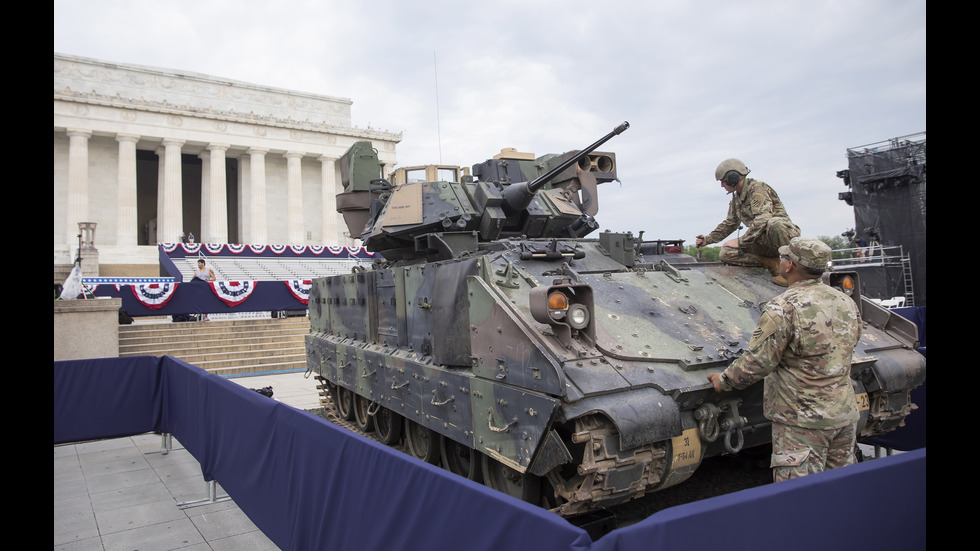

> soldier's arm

[
  {"left": 713, "top": 305, "right": 791, "bottom": 391},
  {"left": 704, "top": 200, "right": 740, "bottom": 245}
]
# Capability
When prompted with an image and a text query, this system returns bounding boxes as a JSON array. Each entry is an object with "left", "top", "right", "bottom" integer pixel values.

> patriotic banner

[
  {"left": 161, "top": 243, "right": 376, "bottom": 258},
  {"left": 210, "top": 281, "right": 257, "bottom": 306},
  {"left": 285, "top": 280, "right": 312, "bottom": 304},
  {"left": 131, "top": 282, "right": 179, "bottom": 309}
]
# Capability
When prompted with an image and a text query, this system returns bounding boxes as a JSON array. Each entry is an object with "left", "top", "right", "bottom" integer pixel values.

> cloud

[{"left": 54, "top": 0, "right": 925, "bottom": 245}]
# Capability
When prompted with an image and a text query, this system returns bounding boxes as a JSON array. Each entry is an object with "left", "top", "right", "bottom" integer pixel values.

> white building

[{"left": 54, "top": 53, "right": 401, "bottom": 282}]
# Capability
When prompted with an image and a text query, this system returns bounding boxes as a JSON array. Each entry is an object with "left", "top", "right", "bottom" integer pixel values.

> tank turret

[
  {"left": 338, "top": 122, "right": 629, "bottom": 261},
  {"left": 335, "top": 141, "right": 383, "bottom": 243}
]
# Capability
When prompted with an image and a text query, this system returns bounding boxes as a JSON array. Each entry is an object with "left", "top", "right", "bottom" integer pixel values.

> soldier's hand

[
  {"left": 707, "top": 373, "right": 723, "bottom": 393},
  {"left": 695, "top": 235, "right": 706, "bottom": 248}
]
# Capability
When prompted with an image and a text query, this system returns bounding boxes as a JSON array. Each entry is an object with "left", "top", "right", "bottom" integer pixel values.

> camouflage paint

[{"left": 304, "top": 131, "right": 925, "bottom": 514}]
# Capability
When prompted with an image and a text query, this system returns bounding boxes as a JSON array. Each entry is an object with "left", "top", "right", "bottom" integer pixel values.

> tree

[
  {"left": 818, "top": 231, "right": 855, "bottom": 260},
  {"left": 683, "top": 245, "right": 721, "bottom": 262}
]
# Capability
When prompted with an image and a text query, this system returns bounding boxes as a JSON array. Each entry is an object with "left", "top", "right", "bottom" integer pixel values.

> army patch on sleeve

[{"left": 750, "top": 311, "right": 779, "bottom": 348}]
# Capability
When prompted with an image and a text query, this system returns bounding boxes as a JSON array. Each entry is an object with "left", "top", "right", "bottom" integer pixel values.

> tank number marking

[
  {"left": 671, "top": 428, "right": 701, "bottom": 468},
  {"left": 855, "top": 392, "right": 870, "bottom": 411}
]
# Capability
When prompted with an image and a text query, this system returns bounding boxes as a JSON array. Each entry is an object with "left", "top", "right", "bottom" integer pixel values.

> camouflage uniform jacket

[
  {"left": 704, "top": 178, "right": 793, "bottom": 246},
  {"left": 716, "top": 278, "right": 862, "bottom": 429}
]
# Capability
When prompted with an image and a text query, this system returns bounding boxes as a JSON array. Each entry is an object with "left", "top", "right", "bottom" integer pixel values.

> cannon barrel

[
  {"left": 501, "top": 122, "right": 629, "bottom": 214},
  {"left": 528, "top": 121, "right": 629, "bottom": 192}
]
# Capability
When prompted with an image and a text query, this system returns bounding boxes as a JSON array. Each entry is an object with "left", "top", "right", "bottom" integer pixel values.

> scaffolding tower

[{"left": 837, "top": 132, "right": 925, "bottom": 306}]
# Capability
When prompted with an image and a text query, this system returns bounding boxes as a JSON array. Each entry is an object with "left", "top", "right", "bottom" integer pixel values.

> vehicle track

[{"left": 306, "top": 386, "right": 773, "bottom": 537}]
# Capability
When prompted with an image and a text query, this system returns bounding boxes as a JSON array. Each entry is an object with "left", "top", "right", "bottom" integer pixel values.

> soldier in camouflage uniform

[
  {"left": 695, "top": 158, "right": 800, "bottom": 286},
  {"left": 707, "top": 237, "right": 862, "bottom": 482}
]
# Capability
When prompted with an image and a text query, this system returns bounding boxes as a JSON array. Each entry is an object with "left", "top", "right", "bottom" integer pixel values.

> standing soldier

[
  {"left": 695, "top": 158, "right": 800, "bottom": 286},
  {"left": 707, "top": 237, "right": 862, "bottom": 482}
]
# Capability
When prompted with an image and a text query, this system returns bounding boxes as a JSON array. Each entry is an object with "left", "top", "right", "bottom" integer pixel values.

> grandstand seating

[{"left": 178, "top": 256, "right": 370, "bottom": 281}]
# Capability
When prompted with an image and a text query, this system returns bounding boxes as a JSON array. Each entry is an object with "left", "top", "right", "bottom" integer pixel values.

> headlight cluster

[
  {"left": 824, "top": 271, "right": 859, "bottom": 298},
  {"left": 546, "top": 291, "right": 591, "bottom": 330},
  {"left": 530, "top": 282, "right": 595, "bottom": 341}
]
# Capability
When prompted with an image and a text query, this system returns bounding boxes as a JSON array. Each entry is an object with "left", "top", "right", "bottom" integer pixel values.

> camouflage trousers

[
  {"left": 770, "top": 422, "right": 857, "bottom": 483},
  {"left": 719, "top": 217, "right": 800, "bottom": 267}
]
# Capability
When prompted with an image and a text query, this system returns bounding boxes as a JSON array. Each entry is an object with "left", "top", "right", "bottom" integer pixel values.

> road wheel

[
  {"left": 373, "top": 407, "right": 402, "bottom": 445},
  {"left": 482, "top": 454, "right": 540, "bottom": 504},
  {"left": 335, "top": 387, "right": 354, "bottom": 421},
  {"left": 404, "top": 418, "right": 440, "bottom": 464},
  {"left": 353, "top": 394, "right": 374, "bottom": 433},
  {"left": 441, "top": 438, "right": 483, "bottom": 482}
]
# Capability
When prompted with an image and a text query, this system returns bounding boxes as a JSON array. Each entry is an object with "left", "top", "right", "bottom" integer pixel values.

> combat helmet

[{"left": 715, "top": 158, "right": 750, "bottom": 184}]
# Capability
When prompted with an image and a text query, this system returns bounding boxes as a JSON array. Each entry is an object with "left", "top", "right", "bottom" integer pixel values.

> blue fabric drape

[
  {"left": 54, "top": 356, "right": 164, "bottom": 444},
  {"left": 53, "top": 356, "right": 925, "bottom": 551}
]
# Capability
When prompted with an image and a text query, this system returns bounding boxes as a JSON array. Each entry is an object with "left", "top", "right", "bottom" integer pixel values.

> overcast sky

[{"left": 54, "top": 0, "right": 925, "bottom": 247}]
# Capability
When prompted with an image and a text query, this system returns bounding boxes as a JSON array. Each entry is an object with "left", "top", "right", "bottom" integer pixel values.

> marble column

[
  {"left": 285, "top": 151, "right": 305, "bottom": 245},
  {"left": 237, "top": 154, "right": 250, "bottom": 244},
  {"left": 115, "top": 134, "right": 140, "bottom": 247},
  {"left": 247, "top": 147, "right": 268, "bottom": 244},
  {"left": 155, "top": 146, "right": 165, "bottom": 243},
  {"left": 205, "top": 143, "right": 229, "bottom": 244},
  {"left": 198, "top": 151, "right": 210, "bottom": 243},
  {"left": 65, "top": 129, "right": 91, "bottom": 247},
  {"left": 159, "top": 139, "right": 185, "bottom": 243},
  {"left": 319, "top": 155, "right": 339, "bottom": 245}
]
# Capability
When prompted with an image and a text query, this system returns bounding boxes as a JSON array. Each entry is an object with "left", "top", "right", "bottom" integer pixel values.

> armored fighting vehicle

[{"left": 306, "top": 123, "right": 926, "bottom": 516}]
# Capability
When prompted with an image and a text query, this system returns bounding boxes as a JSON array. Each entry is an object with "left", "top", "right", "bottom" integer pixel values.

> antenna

[{"left": 433, "top": 51, "right": 442, "bottom": 164}]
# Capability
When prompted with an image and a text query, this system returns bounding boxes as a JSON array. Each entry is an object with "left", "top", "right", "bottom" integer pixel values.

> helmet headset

[{"left": 715, "top": 158, "right": 750, "bottom": 190}]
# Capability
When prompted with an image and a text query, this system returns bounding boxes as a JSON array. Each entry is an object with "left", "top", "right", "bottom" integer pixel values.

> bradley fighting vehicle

[{"left": 306, "top": 123, "right": 926, "bottom": 516}]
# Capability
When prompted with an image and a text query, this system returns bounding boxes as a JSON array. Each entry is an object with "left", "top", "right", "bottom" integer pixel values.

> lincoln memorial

[{"left": 54, "top": 53, "right": 402, "bottom": 281}]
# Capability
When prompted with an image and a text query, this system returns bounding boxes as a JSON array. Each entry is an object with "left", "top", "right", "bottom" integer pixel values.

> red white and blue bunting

[
  {"left": 210, "top": 281, "right": 257, "bottom": 306},
  {"left": 131, "top": 282, "right": 179, "bottom": 309},
  {"left": 161, "top": 243, "right": 375, "bottom": 258},
  {"left": 285, "top": 280, "right": 312, "bottom": 304}
]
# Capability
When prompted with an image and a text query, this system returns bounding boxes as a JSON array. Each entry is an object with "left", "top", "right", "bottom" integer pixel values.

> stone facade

[
  {"left": 54, "top": 298, "right": 122, "bottom": 360},
  {"left": 54, "top": 53, "right": 401, "bottom": 280}
]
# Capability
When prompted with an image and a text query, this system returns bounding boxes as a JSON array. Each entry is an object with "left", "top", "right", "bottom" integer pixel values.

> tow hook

[
  {"left": 695, "top": 399, "right": 748, "bottom": 454},
  {"left": 695, "top": 403, "right": 721, "bottom": 443},
  {"left": 720, "top": 400, "right": 747, "bottom": 453}
]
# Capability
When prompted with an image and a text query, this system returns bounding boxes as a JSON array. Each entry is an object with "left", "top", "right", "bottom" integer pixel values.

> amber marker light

[{"left": 548, "top": 291, "right": 569, "bottom": 313}]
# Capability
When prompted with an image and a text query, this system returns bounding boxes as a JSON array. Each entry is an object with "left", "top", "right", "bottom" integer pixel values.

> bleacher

[
  {"left": 175, "top": 255, "right": 372, "bottom": 281},
  {"left": 85, "top": 244, "right": 377, "bottom": 318}
]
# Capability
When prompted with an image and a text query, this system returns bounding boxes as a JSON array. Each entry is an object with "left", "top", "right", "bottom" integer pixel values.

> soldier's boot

[{"left": 758, "top": 255, "right": 788, "bottom": 287}]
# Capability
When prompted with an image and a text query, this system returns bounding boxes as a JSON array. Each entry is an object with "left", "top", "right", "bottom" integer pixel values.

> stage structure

[{"left": 836, "top": 133, "right": 925, "bottom": 306}]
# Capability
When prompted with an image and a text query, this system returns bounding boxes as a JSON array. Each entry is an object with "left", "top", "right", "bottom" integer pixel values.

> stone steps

[{"left": 118, "top": 316, "right": 310, "bottom": 376}]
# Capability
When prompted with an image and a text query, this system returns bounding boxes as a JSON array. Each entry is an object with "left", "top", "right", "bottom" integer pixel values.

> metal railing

[
  {"left": 832, "top": 244, "right": 914, "bottom": 307},
  {"left": 831, "top": 244, "right": 906, "bottom": 269}
]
